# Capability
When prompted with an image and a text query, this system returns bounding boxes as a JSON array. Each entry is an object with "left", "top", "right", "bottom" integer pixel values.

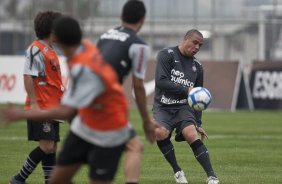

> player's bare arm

[
  {"left": 133, "top": 76, "right": 156, "bottom": 144},
  {"left": 1, "top": 104, "right": 75, "bottom": 124},
  {"left": 24, "top": 75, "right": 40, "bottom": 109}
]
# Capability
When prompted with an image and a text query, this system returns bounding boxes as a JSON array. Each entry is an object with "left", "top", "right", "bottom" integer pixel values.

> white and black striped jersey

[{"left": 97, "top": 26, "right": 150, "bottom": 83}]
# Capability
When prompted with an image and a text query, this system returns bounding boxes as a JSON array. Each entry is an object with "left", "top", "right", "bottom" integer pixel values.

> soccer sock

[
  {"left": 14, "top": 147, "right": 47, "bottom": 182},
  {"left": 42, "top": 153, "right": 56, "bottom": 184},
  {"left": 157, "top": 138, "right": 181, "bottom": 173},
  {"left": 190, "top": 139, "right": 216, "bottom": 177}
]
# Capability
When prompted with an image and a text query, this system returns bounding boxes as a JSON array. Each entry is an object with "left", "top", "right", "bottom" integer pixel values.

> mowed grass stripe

[{"left": 0, "top": 110, "right": 282, "bottom": 184}]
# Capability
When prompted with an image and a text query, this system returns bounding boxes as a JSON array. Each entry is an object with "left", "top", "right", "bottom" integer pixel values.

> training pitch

[{"left": 0, "top": 109, "right": 282, "bottom": 184}]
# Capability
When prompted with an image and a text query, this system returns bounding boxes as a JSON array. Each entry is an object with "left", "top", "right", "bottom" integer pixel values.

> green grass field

[{"left": 0, "top": 109, "right": 282, "bottom": 184}]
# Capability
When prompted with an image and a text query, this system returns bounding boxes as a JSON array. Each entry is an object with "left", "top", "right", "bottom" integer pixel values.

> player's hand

[
  {"left": 0, "top": 105, "right": 25, "bottom": 127},
  {"left": 188, "top": 87, "right": 193, "bottom": 93},
  {"left": 196, "top": 127, "right": 208, "bottom": 141},
  {"left": 143, "top": 119, "right": 157, "bottom": 144}
]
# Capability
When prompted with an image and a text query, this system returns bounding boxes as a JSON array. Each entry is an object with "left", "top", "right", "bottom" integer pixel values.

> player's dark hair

[
  {"left": 185, "top": 29, "right": 203, "bottom": 38},
  {"left": 52, "top": 16, "right": 82, "bottom": 46},
  {"left": 122, "top": 0, "right": 146, "bottom": 24},
  {"left": 34, "top": 11, "right": 62, "bottom": 39}
]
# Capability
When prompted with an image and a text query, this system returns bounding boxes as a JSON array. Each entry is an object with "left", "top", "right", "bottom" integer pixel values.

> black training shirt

[
  {"left": 153, "top": 46, "right": 204, "bottom": 123},
  {"left": 97, "top": 26, "right": 150, "bottom": 84}
]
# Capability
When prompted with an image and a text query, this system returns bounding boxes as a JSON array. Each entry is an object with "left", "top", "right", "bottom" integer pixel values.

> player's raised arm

[{"left": 155, "top": 50, "right": 189, "bottom": 95}]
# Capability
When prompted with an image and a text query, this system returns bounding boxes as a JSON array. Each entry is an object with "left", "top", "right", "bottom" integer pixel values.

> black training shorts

[
  {"left": 27, "top": 119, "right": 60, "bottom": 142},
  {"left": 153, "top": 106, "right": 197, "bottom": 141},
  {"left": 57, "top": 131, "right": 126, "bottom": 181}
]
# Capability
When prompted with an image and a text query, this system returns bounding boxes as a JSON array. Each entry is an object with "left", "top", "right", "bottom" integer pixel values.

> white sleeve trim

[
  {"left": 129, "top": 44, "right": 150, "bottom": 80},
  {"left": 23, "top": 46, "right": 45, "bottom": 76}
]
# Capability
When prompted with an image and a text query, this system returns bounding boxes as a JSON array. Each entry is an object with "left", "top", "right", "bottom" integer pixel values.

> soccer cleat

[
  {"left": 9, "top": 176, "right": 26, "bottom": 184},
  {"left": 207, "top": 176, "right": 219, "bottom": 184},
  {"left": 174, "top": 170, "right": 188, "bottom": 184}
]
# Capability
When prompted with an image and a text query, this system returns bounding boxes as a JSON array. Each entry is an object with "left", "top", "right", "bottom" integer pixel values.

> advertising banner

[
  {"left": 0, "top": 56, "right": 68, "bottom": 104},
  {"left": 250, "top": 61, "right": 282, "bottom": 109},
  {"left": 1, "top": 56, "right": 254, "bottom": 111}
]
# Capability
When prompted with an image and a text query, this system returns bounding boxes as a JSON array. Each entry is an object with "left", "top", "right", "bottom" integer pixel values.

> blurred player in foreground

[
  {"left": 2, "top": 16, "right": 130, "bottom": 184},
  {"left": 153, "top": 29, "right": 219, "bottom": 184},
  {"left": 97, "top": 1, "right": 155, "bottom": 183},
  {"left": 9, "top": 11, "right": 63, "bottom": 184}
]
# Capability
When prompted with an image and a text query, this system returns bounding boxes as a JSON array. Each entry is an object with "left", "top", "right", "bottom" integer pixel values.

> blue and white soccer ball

[{"left": 188, "top": 87, "right": 212, "bottom": 111}]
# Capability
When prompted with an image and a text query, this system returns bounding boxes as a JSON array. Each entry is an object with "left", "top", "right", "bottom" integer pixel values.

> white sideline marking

[
  {"left": 208, "top": 135, "right": 282, "bottom": 140},
  {"left": 0, "top": 134, "right": 282, "bottom": 141},
  {"left": 0, "top": 136, "right": 26, "bottom": 141}
]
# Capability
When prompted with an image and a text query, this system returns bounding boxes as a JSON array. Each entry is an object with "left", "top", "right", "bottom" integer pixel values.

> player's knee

[
  {"left": 42, "top": 146, "right": 56, "bottom": 154},
  {"left": 134, "top": 140, "right": 144, "bottom": 153},
  {"left": 126, "top": 137, "right": 144, "bottom": 153},
  {"left": 155, "top": 127, "right": 170, "bottom": 140},
  {"left": 182, "top": 125, "right": 198, "bottom": 144},
  {"left": 40, "top": 141, "right": 57, "bottom": 154}
]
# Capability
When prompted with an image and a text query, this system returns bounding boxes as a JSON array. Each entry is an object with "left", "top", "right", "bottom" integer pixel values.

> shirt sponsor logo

[
  {"left": 171, "top": 69, "right": 194, "bottom": 87},
  {"left": 252, "top": 71, "right": 282, "bottom": 100},
  {"left": 160, "top": 95, "right": 187, "bottom": 104},
  {"left": 168, "top": 49, "right": 174, "bottom": 53},
  {"left": 38, "top": 81, "right": 47, "bottom": 86},
  {"left": 43, "top": 47, "right": 48, "bottom": 54},
  {"left": 50, "top": 59, "right": 61, "bottom": 72},
  {"left": 100, "top": 29, "right": 130, "bottom": 42}
]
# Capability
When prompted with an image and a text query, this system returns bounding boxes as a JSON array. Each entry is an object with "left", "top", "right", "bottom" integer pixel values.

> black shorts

[
  {"left": 27, "top": 119, "right": 60, "bottom": 142},
  {"left": 153, "top": 106, "right": 197, "bottom": 142},
  {"left": 57, "top": 131, "right": 126, "bottom": 181}
]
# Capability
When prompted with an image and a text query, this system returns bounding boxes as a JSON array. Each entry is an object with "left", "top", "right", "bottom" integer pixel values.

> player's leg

[
  {"left": 124, "top": 128, "right": 144, "bottom": 184},
  {"left": 53, "top": 131, "right": 94, "bottom": 183},
  {"left": 10, "top": 120, "right": 52, "bottom": 184},
  {"left": 89, "top": 143, "right": 126, "bottom": 184},
  {"left": 182, "top": 124, "right": 218, "bottom": 180},
  {"left": 10, "top": 146, "right": 48, "bottom": 184},
  {"left": 155, "top": 126, "right": 182, "bottom": 172},
  {"left": 49, "top": 164, "right": 82, "bottom": 184},
  {"left": 154, "top": 109, "right": 182, "bottom": 174},
  {"left": 39, "top": 121, "right": 60, "bottom": 184},
  {"left": 39, "top": 140, "right": 57, "bottom": 184},
  {"left": 155, "top": 126, "right": 188, "bottom": 184}
]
